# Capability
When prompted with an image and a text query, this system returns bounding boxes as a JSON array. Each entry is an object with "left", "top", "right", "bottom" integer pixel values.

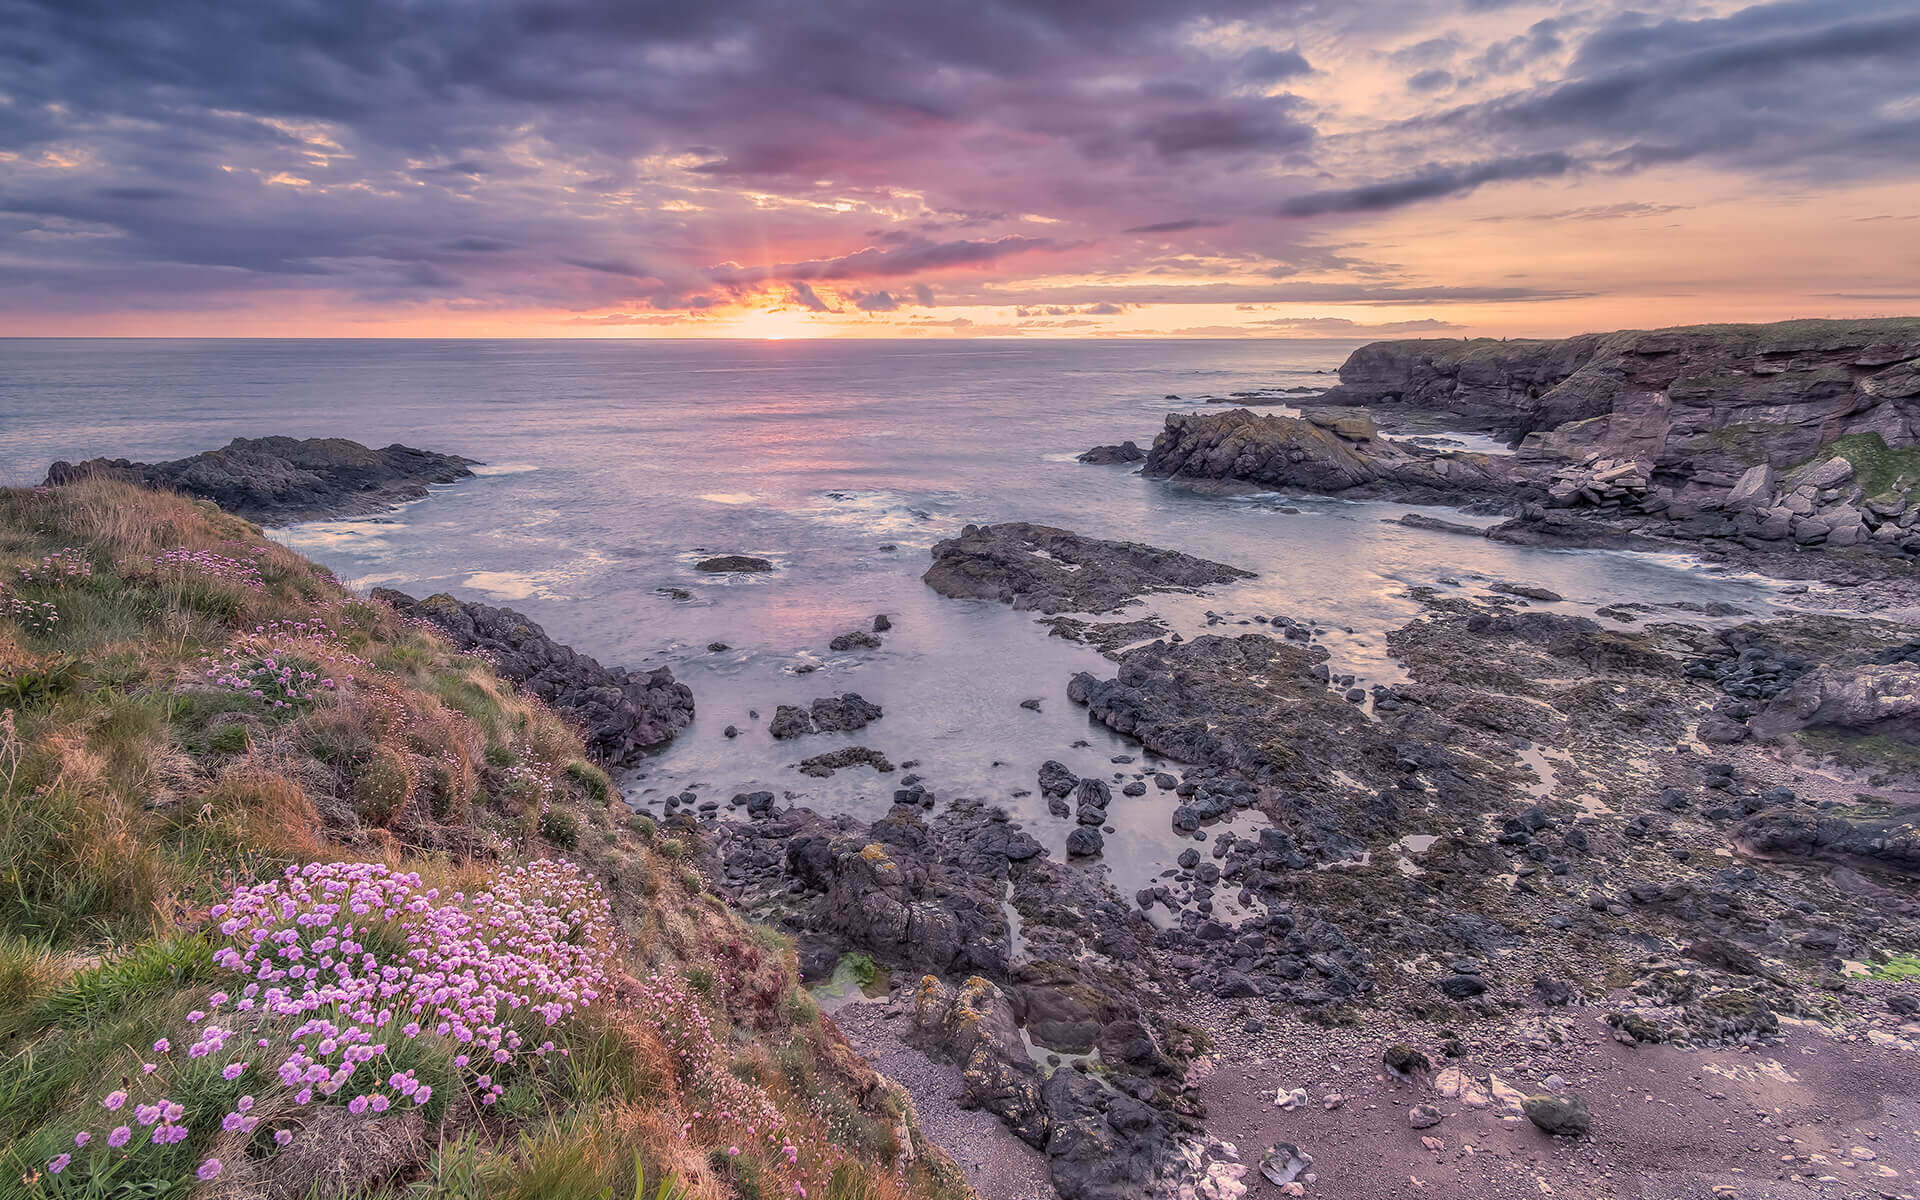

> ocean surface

[{"left": 0, "top": 338, "right": 1812, "bottom": 912}]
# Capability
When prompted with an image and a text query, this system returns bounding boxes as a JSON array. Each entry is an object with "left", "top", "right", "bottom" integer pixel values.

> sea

[{"left": 0, "top": 338, "right": 1810, "bottom": 911}]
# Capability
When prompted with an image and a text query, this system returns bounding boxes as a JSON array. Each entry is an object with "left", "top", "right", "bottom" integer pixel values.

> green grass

[
  {"left": 1872, "top": 953, "right": 1920, "bottom": 980},
  {"left": 1812, "top": 433, "right": 1920, "bottom": 500}
]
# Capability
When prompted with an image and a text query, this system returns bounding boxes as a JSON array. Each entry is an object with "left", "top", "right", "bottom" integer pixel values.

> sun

[{"left": 731, "top": 306, "right": 823, "bottom": 340}]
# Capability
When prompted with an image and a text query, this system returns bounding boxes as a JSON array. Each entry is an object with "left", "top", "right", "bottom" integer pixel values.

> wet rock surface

[
  {"left": 373, "top": 587, "right": 692, "bottom": 764},
  {"left": 44, "top": 436, "right": 476, "bottom": 525},
  {"left": 922, "top": 521, "right": 1253, "bottom": 614}
]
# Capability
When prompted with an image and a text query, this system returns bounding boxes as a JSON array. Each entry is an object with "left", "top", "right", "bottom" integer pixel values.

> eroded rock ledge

[
  {"left": 373, "top": 587, "right": 693, "bottom": 766},
  {"left": 44, "top": 436, "right": 477, "bottom": 525},
  {"left": 922, "top": 521, "right": 1254, "bottom": 614}
]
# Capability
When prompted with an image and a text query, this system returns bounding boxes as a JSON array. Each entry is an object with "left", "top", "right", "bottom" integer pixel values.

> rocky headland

[
  {"left": 43, "top": 435, "right": 477, "bottom": 525},
  {"left": 1132, "top": 318, "right": 1920, "bottom": 566}
]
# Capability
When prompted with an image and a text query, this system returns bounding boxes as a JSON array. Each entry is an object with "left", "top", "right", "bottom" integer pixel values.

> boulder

[{"left": 1521, "top": 1093, "right": 1590, "bottom": 1137}]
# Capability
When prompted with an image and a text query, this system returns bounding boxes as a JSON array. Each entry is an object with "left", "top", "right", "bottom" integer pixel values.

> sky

[{"left": 2, "top": 0, "right": 1918, "bottom": 339}]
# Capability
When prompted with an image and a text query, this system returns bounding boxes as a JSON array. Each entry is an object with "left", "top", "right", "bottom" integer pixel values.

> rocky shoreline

[
  {"left": 38, "top": 334, "right": 1920, "bottom": 1200},
  {"left": 1091, "top": 318, "right": 1920, "bottom": 569}
]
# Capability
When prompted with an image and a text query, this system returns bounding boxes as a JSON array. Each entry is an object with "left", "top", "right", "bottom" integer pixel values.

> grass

[
  {"left": 1809, "top": 433, "right": 1920, "bottom": 501},
  {"left": 0, "top": 479, "right": 961, "bottom": 1200},
  {"left": 1872, "top": 953, "right": 1920, "bottom": 980}
]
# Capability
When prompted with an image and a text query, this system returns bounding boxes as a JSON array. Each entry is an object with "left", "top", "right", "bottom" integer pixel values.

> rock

[
  {"left": 1259, "top": 1143, "right": 1310, "bottom": 1187},
  {"left": 830, "top": 629, "right": 883, "bottom": 651},
  {"left": 923, "top": 522, "right": 1254, "bottom": 615},
  {"left": 45, "top": 436, "right": 477, "bottom": 525},
  {"left": 1521, "top": 1093, "right": 1590, "bottom": 1137},
  {"left": 1142, "top": 409, "right": 1517, "bottom": 501},
  {"left": 1384, "top": 1044, "right": 1430, "bottom": 1076},
  {"left": 1273, "top": 1087, "right": 1308, "bottom": 1110},
  {"left": 873, "top": 613, "right": 892, "bottom": 632},
  {"left": 797, "top": 747, "right": 896, "bottom": 777},
  {"left": 1066, "top": 827, "right": 1104, "bottom": 857},
  {"left": 695, "top": 555, "right": 773, "bottom": 573},
  {"left": 1493, "top": 582, "right": 1563, "bottom": 603},
  {"left": 1408, "top": 1103, "right": 1443, "bottom": 1130},
  {"left": 373, "top": 588, "right": 692, "bottom": 765},
  {"left": 1077, "top": 441, "right": 1147, "bottom": 465},
  {"left": 1038, "top": 761, "right": 1080, "bottom": 796},
  {"left": 1400, "top": 512, "right": 1488, "bottom": 537},
  {"left": 1748, "top": 662, "right": 1920, "bottom": 738}
]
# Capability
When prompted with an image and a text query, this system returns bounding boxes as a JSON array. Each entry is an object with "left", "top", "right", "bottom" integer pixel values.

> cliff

[
  {"left": 0, "top": 479, "right": 965, "bottom": 1200},
  {"left": 1323, "top": 317, "right": 1920, "bottom": 492}
]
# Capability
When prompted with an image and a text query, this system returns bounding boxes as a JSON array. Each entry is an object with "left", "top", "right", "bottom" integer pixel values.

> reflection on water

[{"left": 1, "top": 338, "right": 1815, "bottom": 900}]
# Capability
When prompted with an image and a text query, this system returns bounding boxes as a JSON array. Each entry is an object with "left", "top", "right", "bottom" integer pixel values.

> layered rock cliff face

[
  {"left": 1323, "top": 319, "right": 1920, "bottom": 491},
  {"left": 44, "top": 436, "right": 476, "bottom": 525}
]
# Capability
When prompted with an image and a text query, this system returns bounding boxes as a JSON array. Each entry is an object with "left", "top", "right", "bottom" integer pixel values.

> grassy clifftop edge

[{"left": 0, "top": 479, "right": 968, "bottom": 1200}]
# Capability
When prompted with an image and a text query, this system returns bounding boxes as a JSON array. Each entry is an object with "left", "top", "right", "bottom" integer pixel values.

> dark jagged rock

[
  {"left": 373, "top": 588, "right": 692, "bottom": 765},
  {"left": 829, "top": 628, "right": 883, "bottom": 651},
  {"left": 923, "top": 522, "right": 1252, "bottom": 615},
  {"left": 1141, "top": 408, "right": 1520, "bottom": 501},
  {"left": 1738, "top": 810, "right": 1920, "bottom": 873},
  {"left": 796, "top": 746, "right": 896, "bottom": 777},
  {"left": 695, "top": 554, "right": 773, "bottom": 572},
  {"left": 768, "top": 693, "right": 884, "bottom": 739},
  {"left": 1076, "top": 441, "right": 1146, "bottom": 465},
  {"left": 44, "top": 436, "right": 476, "bottom": 525}
]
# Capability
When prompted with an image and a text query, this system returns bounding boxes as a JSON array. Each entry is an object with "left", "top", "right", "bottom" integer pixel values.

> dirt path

[{"left": 1198, "top": 1012, "right": 1920, "bottom": 1199}]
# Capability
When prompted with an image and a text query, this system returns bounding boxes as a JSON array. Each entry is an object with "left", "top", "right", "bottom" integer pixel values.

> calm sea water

[{"left": 0, "top": 338, "right": 1806, "bottom": 907}]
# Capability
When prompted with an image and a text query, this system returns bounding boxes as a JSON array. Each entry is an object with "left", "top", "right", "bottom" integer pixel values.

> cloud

[
  {"left": 1278, "top": 152, "right": 1576, "bottom": 216},
  {"left": 1, "top": 0, "right": 1915, "bottom": 329},
  {"left": 1249, "top": 316, "right": 1465, "bottom": 333},
  {"left": 1123, "top": 218, "right": 1224, "bottom": 234},
  {"left": 1237, "top": 46, "right": 1312, "bottom": 82},
  {"left": 789, "top": 282, "right": 837, "bottom": 312},
  {"left": 707, "top": 236, "right": 1054, "bottom": 285},
  {"left": 853, "top": 289, "right": 899, "bottom": 311}
]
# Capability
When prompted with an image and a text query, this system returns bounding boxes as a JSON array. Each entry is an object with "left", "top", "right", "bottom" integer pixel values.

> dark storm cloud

[
  {"left": 788, "top": 282, "right": 837, "bottom": 312},
  {"left": 1278, "top": 152, "right": 1575, "bottom": 216},
  {"left": 1451, "top": 1, "right": 1920, "bottom": 174}
]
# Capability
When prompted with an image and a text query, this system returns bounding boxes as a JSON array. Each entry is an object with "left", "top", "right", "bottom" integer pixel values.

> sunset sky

[{"left": 3, "top": 0, "right": 1917, "bottom": 339}]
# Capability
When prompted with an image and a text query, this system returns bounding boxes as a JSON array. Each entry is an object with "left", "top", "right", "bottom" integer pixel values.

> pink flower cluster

[
  {"left": 1, "top": 589, "right": 59, "bottom": 634},
  {"left": 16, "top": 547, "right": 92, "bottom": 586},
  {"left": 151, "top": 547, "right": 265, "bottom": 592},
  {"left": 199, "top": 619, "right": 366, "bottom": 709},
  {"left": 50, "top": 859, "right": 611, "bottom": 1186},
  {"left": 635, "top": 969, "right": 806, "bottom": 1191}
]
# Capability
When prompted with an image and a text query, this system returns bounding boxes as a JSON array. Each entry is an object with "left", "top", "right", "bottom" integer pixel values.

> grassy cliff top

[
  {"left": 1348, "top": 315, "right": 1920, "bottom": 358},
  {"left": 0, "top": 480, "right": 964, "bottom": 1200}
]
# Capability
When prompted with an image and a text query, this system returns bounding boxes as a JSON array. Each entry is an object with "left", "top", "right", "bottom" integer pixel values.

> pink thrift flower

[
  {"left": 198, "top": 1158, "right": 223, "bottom": 1180},
  {"left": 107, "top": 1125, "right": 131, "bottom": 1148},
  {"left": 47, "top": 1153, "right": 70, "bottom": 1175}
]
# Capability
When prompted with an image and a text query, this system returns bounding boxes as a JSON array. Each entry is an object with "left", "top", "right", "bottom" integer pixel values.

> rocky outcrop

[
  {"left": 1140, "top": 408, "right": 1520, "bottom": 501},
  {"left": 922, "top": 522, "right": 1253, "bottom": 614},
  {"left": 1077, "top": 441, "right": 1146, "bottom": 465},
  {"left": 1324, "top": 320, "right": 1920, "bottom": 467},
  {"left": 1739, "top": 810, "right": 1920, "bottom": 873},
  {"left": 769, "top": 694, "right": 884, "bottom": 739},
  {"left": 1747, "top": 662, "right": 1920, "bottom": 739},
  {"left": 44, "top": 437, "right": 476, "bottom": 525},
  {"left": 373, "top": 588, "right": 693, "bottom": 765}
]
